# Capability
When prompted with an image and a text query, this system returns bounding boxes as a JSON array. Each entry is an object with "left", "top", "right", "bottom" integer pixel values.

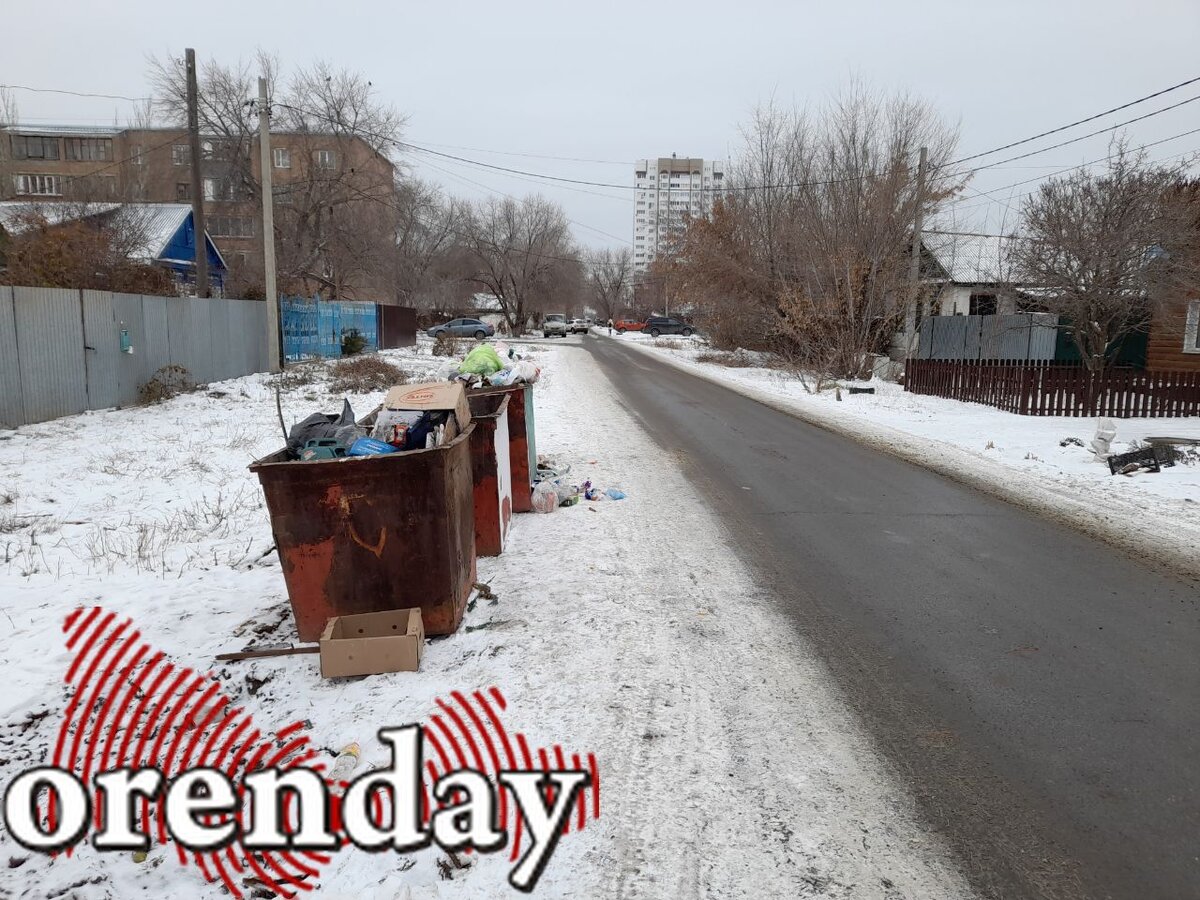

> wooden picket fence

[{"left": 904, "top": 359, "right": 1200, "bottom": 417}]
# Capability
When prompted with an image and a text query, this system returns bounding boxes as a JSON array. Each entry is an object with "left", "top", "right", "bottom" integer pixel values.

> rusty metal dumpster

[
  {"left": 249, "top": 426, "right": 477, "bottom": 642},
  {"left": 470, "top": 384, "right": 536, "bottom": 513},
  {"left": 467, "top": 392, "right": 513, "bottom": 556}
]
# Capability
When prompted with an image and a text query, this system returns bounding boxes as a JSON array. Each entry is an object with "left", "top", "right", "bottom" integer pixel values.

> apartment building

[
  {"left": 0, "top": 123, "right": 396, "bottom": 298},
  {"left": 632, "top": 156, "right": 726, "bottom": 272}
]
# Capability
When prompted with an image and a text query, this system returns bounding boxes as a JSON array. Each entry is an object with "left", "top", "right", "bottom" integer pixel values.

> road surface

[{"left": 587, "top": 336, "right": 1199, "bottom": 900}]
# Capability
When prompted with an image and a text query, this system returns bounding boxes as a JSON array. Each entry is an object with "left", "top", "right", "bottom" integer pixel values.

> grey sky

[{"left": 6, "top": 0, "right": 1199, "bottom": 249}]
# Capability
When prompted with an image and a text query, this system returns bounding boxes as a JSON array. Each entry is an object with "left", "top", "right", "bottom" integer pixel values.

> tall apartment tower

[{"left": 633, "top": 155, "right": 725, "bottom": 272}]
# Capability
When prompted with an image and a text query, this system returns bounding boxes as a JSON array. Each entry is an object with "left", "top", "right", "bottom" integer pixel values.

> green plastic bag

[{"left": 458, "top": 344, "right": 505, "bottom": 376}]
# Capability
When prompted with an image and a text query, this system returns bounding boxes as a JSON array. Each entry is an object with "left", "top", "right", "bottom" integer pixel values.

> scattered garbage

[
  {"left": 1091, "top": 417, "right": 1117, "bottom": 460},
  {"left": 532, "top": 481, "right": 559, "bottom": 513},
  {"left": 328, "top": 742, "right": 362, "bottom": 793},
  {"left": 1107, "top": 444, "right": 1175, "bottom": 476},
  {"left": 459, "top": 344, "right": 506, "bottom": 377},
  {"left": 1059, "top": 436, "right": 1085, "bottom": 448}
]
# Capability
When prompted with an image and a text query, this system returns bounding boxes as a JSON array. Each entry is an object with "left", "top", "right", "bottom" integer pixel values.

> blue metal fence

[{"left": 280, "top": 296, "right": 379, "bottom": 360}]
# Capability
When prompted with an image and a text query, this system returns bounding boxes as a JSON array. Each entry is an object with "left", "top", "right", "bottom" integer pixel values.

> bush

[
  {"left": 341, "top": 328, "right": 367, "bottom": 357},
  {"left": 138, "top": 365, "right": 195, "bottom": 405},
  {"left": 432, "top": 331, "right": 463, "bottom": 357},
  {"left": 696, "top": 349, "right": 755, "bottom": 367},
  {"left": 328, "top": 355, "right": 407, "bottom": 394}
]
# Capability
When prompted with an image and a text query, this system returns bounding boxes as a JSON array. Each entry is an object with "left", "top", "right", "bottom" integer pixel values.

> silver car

[
  {"left": 542, "top": 313, "right": 568, "bottom": 338},
  {"left": 427, "top": 318, "right": 495, "bottom": 340}
]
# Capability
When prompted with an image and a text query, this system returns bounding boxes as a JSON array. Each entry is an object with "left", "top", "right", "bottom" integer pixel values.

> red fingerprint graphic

[{"left": 41, "top": 608, "right": 600, "bottom": 898}]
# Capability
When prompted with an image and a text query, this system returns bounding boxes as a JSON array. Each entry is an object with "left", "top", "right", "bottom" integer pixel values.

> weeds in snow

[{"left": 327, "top": 355, "right": 407, "bottom": 394}]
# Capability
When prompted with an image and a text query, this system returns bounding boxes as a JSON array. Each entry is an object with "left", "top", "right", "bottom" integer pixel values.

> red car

[{"left": 613, "top": 319, "right": 645, "bottom": 333}]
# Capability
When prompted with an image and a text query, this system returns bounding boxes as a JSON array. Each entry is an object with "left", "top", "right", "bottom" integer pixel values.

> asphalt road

[{"left": 587, "top": 337, "right": 1200, "bottom": 900}]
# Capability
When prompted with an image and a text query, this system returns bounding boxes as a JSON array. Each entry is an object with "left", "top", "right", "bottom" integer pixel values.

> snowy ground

[
  {"left": 610, "top": 333, "right": 1200, "bottom": 579},
  {"left": 0, "top": 338, "right": 971, "bottom": 898}
]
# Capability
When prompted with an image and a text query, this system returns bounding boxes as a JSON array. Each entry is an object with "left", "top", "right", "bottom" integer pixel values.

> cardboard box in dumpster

[
  {"left": 319, "top": 608, "right": 424, "bottom": 678},
  {"left": 384, "top": 382, "right": 472, "bottom": 440}
]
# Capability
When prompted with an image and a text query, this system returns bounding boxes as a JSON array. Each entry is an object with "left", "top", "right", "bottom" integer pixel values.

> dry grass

[
  {"left": 137, "top": 365, "right": 195, "bottom": 405},
  {"left": 653, "top": 339, "right": 685, "bottom": 350},
  {"left": 696, "top": 349, "right": 756, "bottom": 368},
  {"left": 432, "top": 332, "right": 464, "bottom": 357},
  {"left": 328, "top": 355, "right": 408, "bottom": 394},
  {"left": 276, "top": 360, "right": 326, "bottom": 390}
]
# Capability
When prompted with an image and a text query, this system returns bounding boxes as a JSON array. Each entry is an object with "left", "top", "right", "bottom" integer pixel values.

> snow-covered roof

[
  {"left": 3, "top": 123, "right": 124, "bottom": 136},
  {"left": 0, "top": 201, "right": 226, "bottom": 269},
  {"left": 923, "top": 233, "right": 1019, "bottom": 285}
]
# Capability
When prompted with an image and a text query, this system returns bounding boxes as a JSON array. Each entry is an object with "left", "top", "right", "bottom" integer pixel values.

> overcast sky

[{"left": 6, "top": 0, "right": 1199, "bottom": 249}]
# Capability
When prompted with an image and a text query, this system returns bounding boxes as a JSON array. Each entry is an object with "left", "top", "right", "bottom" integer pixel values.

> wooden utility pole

[
  {"left": 184, "top": 49, "right": 209, "bottom": 298},
  {"left": 258, "top": 76, "right": 281, "bottom": 373},
  {"left": 905, "top": 145, "right": 928, "bottom": 354}
]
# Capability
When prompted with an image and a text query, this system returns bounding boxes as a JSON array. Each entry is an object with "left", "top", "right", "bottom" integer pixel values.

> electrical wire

[
  {"left": 0, "top": 84, "right": 152, "bottom": 103},
  {"left": 948, "top": 74, "right": 1200, "bottom": 165}
]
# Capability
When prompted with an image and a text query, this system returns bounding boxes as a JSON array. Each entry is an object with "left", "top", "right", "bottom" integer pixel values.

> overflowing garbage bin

[
  {"left": 250, "top": 424, "right": 477, "bottom": 641},
  {"left": 467, "top": 392, "right": 513, "bottom": 556},
  {"left": 470, "top": 383, "right": 536, "bottom": 513}
]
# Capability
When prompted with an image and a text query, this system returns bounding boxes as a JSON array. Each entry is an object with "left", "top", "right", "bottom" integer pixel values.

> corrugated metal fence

[
  {"left": 0, "top": 285, "right": 268, "bottom": 428},
  {"left": 918, "top": 313, "right": 1059, "bottom": 361},
  {"left": 280, "top": 296, "right": 379, "bottom": 360}
]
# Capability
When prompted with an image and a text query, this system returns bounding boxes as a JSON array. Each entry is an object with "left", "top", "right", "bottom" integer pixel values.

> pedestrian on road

[{"left": 607, "top": 318, "right": 614, "bottom": 336}]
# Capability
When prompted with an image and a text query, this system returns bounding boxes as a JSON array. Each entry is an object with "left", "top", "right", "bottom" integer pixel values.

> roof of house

[
  {"left": 923, "top": 233, "right": 1020, "bottom": 285},
  {"left": 3, "top": 124, "right": 124, "bottom": 137},
  {"left": 0, "top": 201, "right": 226, "bottom": 270}
]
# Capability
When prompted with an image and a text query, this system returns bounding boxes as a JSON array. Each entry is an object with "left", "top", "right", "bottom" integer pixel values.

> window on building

[
  {"left": 201, "top": 140, "right": 235, "bottom": 161},
  {"left": 64, "top": 138, "right": 114, "bottom": 161},
  {"left": 10, "top": 135, "right": 60, "bottom": 160},
  {"left": 969, "top": 293, "right": 998, "bottom": 316},
  {"left": 273, "top": 147, "right": 291, "bottom": 169},
  {"left": 312, "top": 149, "right": 337, "bottom": 169},
  {"left": 13, "top": 174, "right": 63, "bottom": 196},
  {"left": 1184, "top": 300, "right": 1200, "bottom": 354},
  {"left": 176, "top": 182, "right": 192, "bottom": 201},
  {"left": 172, "top": 144, "right": 190, "bottom": 166},
  {"left": 208, "top": 215, "right": 256, "bottom": 238},
  {"left": 203, "top": 177, "right": 237, "bottom": 201}
]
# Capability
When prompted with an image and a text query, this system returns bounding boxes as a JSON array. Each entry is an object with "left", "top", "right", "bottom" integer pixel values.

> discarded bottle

[{"left": 328, "top": 742, "right": 361, "bottom": 795}]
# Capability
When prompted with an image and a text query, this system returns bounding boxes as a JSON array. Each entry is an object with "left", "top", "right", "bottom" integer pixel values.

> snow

[
  {"left": 611, "top": 335, "right": 1200, "bottom": 577},
  {"left": 0, "top": 337, "right": 972, "bottom": 898}
]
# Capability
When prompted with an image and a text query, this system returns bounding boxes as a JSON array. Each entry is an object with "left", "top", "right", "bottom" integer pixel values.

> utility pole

[
  {"left": 905, "top": 145, "right": 928, "bottom": 355},
  {"left": 184, "top": 49, "right": 209, "bottom": 298},
  {"left": 257, "top": 76, "right": 281, "bottom": 373}
]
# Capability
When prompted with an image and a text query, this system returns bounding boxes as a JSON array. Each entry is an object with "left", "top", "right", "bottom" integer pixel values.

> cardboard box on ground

[{"left": 320, "top": 608, "right": 425, "bottom": 678}]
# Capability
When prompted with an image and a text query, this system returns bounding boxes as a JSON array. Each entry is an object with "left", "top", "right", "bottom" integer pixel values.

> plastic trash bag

[
  {"left": 459, "top": 344, "right": 505, "bottom": 376},
  {"left": 531, "top": 481, "right": 559, "bottom": 514},
  {"left": 1092, "top": 418, "right": 1117, "bottom": 459}
]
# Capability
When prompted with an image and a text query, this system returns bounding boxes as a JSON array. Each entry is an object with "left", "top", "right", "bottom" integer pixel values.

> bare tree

[
  {"left": 587, "top": 246, "right": 633, "bottom": 322},
  {"left": 387, "top": 179, "right": 472, "bottom": 310},
  {"left": 148, "top": 53, "right": 404, "bottom": 299},
  {"left": 462, "top": 194, "right": 579, "bottom": 333},
  {"left": 1011, "top": 140, "right": 1197, "bottom": 371},
  {"left": 0, "top": 87, "right": 19, "bottom": 201},
  {"left": 670, "top": 86, "right": 965, "bottom": 377}
]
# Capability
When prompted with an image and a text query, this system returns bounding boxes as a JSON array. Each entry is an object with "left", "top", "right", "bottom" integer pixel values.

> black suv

[{"left": 644, "top": 316, "right": 695, "bottom": 337}]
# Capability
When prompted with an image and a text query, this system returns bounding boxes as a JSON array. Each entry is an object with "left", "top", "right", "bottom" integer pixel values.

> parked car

[
  {"left": 426, "top": 318, "right": 495, "bottom": 340},
  {"left": 542, "top": 313, "right": 568, "bottom": 337},
  {"left": 613, "top": 319, "right": 645, "bottom": 333},
  {"left": 568, "top": 317, "right": 589, "bottom": 334},
  {"left": 644, "top": 316, "right": 695, "bottom": 337}
]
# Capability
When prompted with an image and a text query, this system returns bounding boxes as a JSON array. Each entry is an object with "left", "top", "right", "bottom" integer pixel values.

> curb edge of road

[{"left": 611, "top": 337, "right": 1199, "bottom": 585}]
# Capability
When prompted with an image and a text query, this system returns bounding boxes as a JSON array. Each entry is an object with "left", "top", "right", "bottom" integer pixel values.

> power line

[
  {"left": 0, "top": 84, "right": 152, "bottom": 103},
  {"left": 415, "top": 157, "right": 632, "bottom": 245},
  {"left": 941, "top": 94, "right": 1200, "bottom": 176},
  {"left": 949, "top": 74, "right": 1200, "bottom": 166},
  {"left": 406, "top": 140, "right": 631, "bottom": 166}
]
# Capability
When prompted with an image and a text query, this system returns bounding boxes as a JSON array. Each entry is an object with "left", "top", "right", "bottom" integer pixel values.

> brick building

[{"left": 0, "top": 123, "right": 397, "bottom": 300}]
